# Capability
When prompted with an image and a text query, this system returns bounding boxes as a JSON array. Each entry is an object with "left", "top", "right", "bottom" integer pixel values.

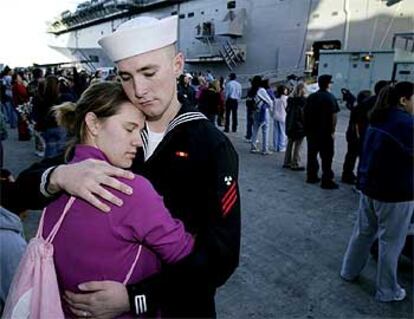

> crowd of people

[
  {"left": 0, "top": 14, "right": 412, "bottom": 318},
  {"left": 0, "top": 66, "right": 116, "bottom": 159}
]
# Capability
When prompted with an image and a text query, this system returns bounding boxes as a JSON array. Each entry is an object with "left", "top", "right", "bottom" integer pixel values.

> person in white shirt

[
  {"left": 250, "top": 76, "right": 274, "bottom": 154},
  {"left": 224, "top": 73, "right": 242, "bottom": 133},
  {"left": 272, "top": 85, "right": 288, "bottom": 152}
]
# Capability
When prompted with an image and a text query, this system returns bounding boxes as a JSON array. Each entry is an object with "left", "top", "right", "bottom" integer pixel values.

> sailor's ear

[{"left": 173, "top": 52, "right": 185, "bottom": 77}]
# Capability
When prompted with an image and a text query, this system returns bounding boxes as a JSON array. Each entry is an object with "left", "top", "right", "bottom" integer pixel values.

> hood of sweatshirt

[{"left": 0, "top": 206, "right": 24, "bottom": 235}]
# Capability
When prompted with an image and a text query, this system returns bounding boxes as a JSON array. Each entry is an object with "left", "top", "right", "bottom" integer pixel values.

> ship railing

[
  {"left": 48, "top": 0, "right": 169, "bottom": 33},
  {"left": 136, "top": 0, "right": 168, "bottom": 6},
  {"left": 102, "top": 0, "right": 162, "bottom": 9}
]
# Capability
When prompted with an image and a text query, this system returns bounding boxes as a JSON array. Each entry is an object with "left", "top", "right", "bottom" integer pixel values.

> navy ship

[{"left": 46, "top": 0, "right": 413, "bottom": 85}]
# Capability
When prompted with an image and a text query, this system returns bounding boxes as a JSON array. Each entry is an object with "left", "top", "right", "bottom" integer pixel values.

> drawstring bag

[{"left": 3, "top": 196, "right": 142, "bottom": 319}]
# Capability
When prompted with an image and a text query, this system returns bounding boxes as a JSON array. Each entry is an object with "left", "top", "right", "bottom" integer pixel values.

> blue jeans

[
  {"left": 3, "top": 100, "right": 17, "bottom": 128},
  {"left": 251, "top": 110, "right": 270, "bottom": 152},
  {"left": 341, "top": 194, "right": 414, "bottom": 301},
  {"left": 272, "top": 120, "right": 287, "bottom": 151},
  {"left": 43, "top": 127, "right": 67, "bottom": 158}
]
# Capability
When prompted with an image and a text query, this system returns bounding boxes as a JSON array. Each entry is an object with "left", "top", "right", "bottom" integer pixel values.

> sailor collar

[{"left": 140, "top": 104, "right": 207, "bottom": 159}]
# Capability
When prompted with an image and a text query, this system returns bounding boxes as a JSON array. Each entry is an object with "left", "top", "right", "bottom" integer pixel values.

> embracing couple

[{"left": 13, "top": 16, "right": 240, "bottom": 319}]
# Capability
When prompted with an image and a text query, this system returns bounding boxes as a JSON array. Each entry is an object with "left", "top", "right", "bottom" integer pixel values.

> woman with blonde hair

[{"left": 283, "top": 83, "right": 306, "bottom": 170}]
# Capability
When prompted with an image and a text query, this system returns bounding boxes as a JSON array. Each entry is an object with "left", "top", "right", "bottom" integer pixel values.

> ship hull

[{"left": 48, "top": 0, "right": 414, "bottom": 84}]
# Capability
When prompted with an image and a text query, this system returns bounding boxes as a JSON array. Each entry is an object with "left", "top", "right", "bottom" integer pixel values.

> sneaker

[
  {"left": 393, "top": 288, "right": 406, "bottom": 302},
  {"left": 35, "top": 150, "right": 45, "bottom": 157},
  {"left": 376, "top": 288, "right": 406, "bottom": 302},
  {"left": 321, "top": 180, "right": 339, "bottom": 189},
  {"left": 282, "top": 164, "right": 291, "bottom": 169},
  {"left": 306, "top": 177, "right": 321, "bottom": 184},
  {"left": 250, "top": 144, "right": 259, "bottom": 153},
  {"left": 291, "top": 166, "right": 305, "bottom": 171},
  {"left": 340, "top": 273, "right": 359, "bottom": 283},
  {"left": 243, "top": 137, "right": 251, "bottom": 143},
  {"left": 261, "top": 150, "right": 273, "bottom": 155}
]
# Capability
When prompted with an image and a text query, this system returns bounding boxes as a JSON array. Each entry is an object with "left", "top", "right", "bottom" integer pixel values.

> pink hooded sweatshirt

[{"left": 42, "top": 145, "right": 194, "bottom": 317}]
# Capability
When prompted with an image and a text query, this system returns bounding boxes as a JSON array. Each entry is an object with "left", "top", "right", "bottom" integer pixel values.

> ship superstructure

[{"left": 47, "top": 0, "right": 413, "bottom": 84}]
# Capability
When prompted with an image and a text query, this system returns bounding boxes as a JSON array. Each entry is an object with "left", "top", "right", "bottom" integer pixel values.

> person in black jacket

[
  {"left": 198, "top": 80, "right": 221, "bottom": 123},
  {"left": 15, "top": 15, "right": 240, "bottom": 319},
  {"left": 244, "top": 77, "right": 257, "bottom": 141},
  {"left": 304, "top": 74, "right": 340, "bottom": 189},
  {"left": 341, "top": 90, "right": 372, "bottom": 184},
  {"left": 354, "top": 80, "right": 388, "bottom": 148},
  {"left": 283, "top": 83, "right": 306, "bottom": 170},
  {"left": 341, "top": 88, "right": 356, "bottom": 112}
]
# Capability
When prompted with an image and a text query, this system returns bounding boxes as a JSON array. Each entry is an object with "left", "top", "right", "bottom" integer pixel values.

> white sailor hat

[{"left": 98, "top": 15, "right": 178, "bottom": 62}]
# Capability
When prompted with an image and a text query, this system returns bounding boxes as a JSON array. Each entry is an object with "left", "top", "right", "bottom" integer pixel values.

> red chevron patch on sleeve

[{"left": 221, "top": 181, "right": 237, "bottom": 216}]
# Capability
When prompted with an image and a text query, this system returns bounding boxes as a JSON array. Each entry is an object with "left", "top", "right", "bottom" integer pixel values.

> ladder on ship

[
  {"left": 219, "top": 40, "right": 244, "bottom": 71},
  {"left": 75, "top": 49, "right": 97, "bottom": 72}
]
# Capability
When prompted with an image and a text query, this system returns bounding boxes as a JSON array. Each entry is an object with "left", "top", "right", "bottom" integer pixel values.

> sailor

[
  {"left": 16, "top": 15, "right": 240, "bottom": 318},
  {"left": 177, "top": 72, "right": 197, "bottom": 108}
]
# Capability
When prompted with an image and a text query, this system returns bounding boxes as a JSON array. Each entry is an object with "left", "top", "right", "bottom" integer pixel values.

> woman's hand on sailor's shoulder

[{"left": 51, "top": 159, "right": 135, "bottom": 212}]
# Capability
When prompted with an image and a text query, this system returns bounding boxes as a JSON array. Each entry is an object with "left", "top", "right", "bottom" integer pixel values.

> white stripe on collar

[
  {"left": 140, "top": 111, "right": 207, "bottom": 160},
  {"left": 166, "top": 112, "right": 207, "bottom": 134},
  {"left": 140, "top": 128, "right": 149, "bottom": 155}
]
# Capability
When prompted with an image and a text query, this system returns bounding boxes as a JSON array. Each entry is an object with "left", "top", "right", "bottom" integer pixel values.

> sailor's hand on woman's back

[
  {"left": 50, "top": 159, "right": 135, "bottom": 212},
  {"left": 64, "top": 281, "right": 130, "bottom": 319}
]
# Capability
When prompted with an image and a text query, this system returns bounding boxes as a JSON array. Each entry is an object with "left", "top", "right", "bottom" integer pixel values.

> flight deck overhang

[{"left": 48, "top": 0, "right": 189, "bottom": 35}]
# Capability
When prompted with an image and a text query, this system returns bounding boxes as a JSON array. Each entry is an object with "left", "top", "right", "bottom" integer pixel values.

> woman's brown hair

[
  {"left": 53, "top": 81, "right": 130, "bottom": 160},
  {"left": 292, "top": 83, "right": 306, "bottom": 98},
  {"left": 369, "top": 81, "right": 414, "bottom": 124},
  {"left": 43, "top": 75, "right": 60, "bottom": 107}
]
